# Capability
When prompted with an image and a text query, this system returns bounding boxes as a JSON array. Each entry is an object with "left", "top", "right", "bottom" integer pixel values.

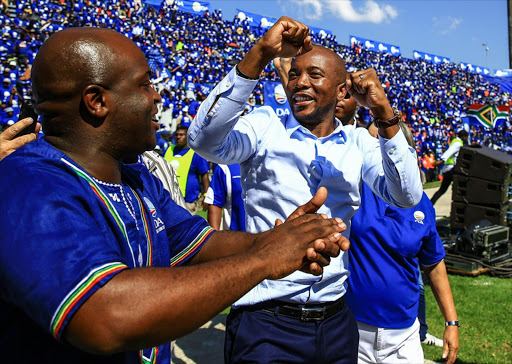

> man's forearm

[
  {"left": 274, "top": 57, "right": 291, "bottom": 88},
  {"left": 423, "top": 260, "right": 458, "bottom": 321},
  {"left": 238, "top": 43, "right": 274, "bottom": 79},
  {"left": 207, "top": 204, "right": 223, "bottom": 231},
  {"left": 424, "top": 260, "right": 459, "bottom": 363},
  {"left": 201, "top": 173, "right": 210, "bottom": 195},
  {"left": 191, "top": 230, "right": 256, "bottom": 263},
  {"left": 64, "top": 252, "right": 269, "bottom": 354}
]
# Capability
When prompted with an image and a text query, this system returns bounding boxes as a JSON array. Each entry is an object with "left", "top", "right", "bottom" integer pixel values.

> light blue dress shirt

[{"left": 189, "top": 67, "right": 423, "bottom": 306}]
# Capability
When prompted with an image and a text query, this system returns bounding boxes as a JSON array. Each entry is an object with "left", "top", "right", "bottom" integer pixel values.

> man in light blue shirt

[{"left": 189, "top": 16, "right": 422, "bottom": 363}]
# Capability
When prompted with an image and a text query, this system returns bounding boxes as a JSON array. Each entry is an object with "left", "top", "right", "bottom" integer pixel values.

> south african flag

[{"left": 468, "top": 104, "right": 510, "bottom": 129}]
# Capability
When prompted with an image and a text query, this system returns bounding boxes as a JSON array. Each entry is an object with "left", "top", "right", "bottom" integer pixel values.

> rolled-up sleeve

[{"left": 188, "top": 68, "right": 259, "bottom": 163}]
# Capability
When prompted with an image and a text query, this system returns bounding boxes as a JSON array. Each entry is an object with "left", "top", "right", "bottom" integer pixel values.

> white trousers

[{"left": 357, "top": 318, "right": 424, "bottom": 364}]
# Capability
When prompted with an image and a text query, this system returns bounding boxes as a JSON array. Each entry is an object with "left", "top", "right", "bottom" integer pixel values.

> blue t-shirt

[
  {"left": 197, "top": 83, "right": 212, "bottom": 98},
  {"left": 173, "top": 70, "right": 183, "bottom": 85},
  {"left": 0, "top": 111, "right": 15, "bottom": 126},
  {"left": 0, "top": 86, "right": 11, "bottom": 103},
  {"left": 179, "top": 114, "right": 191, "bottom": 128},
  {"left": 176, "top": 56, "right": 187, "bottom": 68},
  {"left": 184, "top": 74, "right": 195, "bottom": 91},
  {"left": 188, "top": 100, "right": 200, "bottom": 116},
  {"left": 206, "top": 164, "right": 246, "bottom": 231},
  {"left": 0, "top": 138, "right": 214, "bottom": 363},
  {"left": 346, "top": 183, "right": 445, "bottom": 329}
]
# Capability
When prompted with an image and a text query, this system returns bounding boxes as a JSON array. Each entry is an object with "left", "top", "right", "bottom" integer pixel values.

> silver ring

[{"left": 359, "top": 74, "right": 364, "bottom": 80}]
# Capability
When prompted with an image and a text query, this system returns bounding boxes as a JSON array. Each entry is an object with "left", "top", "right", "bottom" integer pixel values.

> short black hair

[{"left": 458, "top": 130, "right": 469, "bottom": 138}]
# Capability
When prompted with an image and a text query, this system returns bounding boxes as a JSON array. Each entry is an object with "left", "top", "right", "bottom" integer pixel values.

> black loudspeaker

[
  {"left": 450, "top": 201, "right": 512, "bottom": 231},
  {"left": 456, "top": 221, "right": 512, "bottom": 263},
  {"left": 452, "top": 174, "right": 511, "bottom": 206},
  {"left": 450, "top": 145, "right": 512, "bottom": 232},
  {"left": 454, "top": 145, "right": 512, "bottom": 184}
]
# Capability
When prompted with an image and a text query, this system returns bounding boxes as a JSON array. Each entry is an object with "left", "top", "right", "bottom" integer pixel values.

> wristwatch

[
  {"left": 372, "top": 107, "right": 401, "bottom": 129},
  {"left": 445, "top": 320, "right": 460, "bottom": 327}
]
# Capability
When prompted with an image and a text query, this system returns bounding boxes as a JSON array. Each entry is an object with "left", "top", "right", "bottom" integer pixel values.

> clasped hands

[{"left": 276, "top": 187, "right": 350, "bottom": 276}]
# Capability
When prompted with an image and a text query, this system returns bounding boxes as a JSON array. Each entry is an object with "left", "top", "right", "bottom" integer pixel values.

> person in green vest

[
  {"left": 430, "top": 129, "right": 469, "bottom": 205},
  {"left": 165, "top": 125, "right": 210, "bottom": 214}
]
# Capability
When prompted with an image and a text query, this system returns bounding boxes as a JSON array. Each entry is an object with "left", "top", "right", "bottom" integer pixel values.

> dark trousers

[
  {"left": 431, "top": 169, "right": 454, "bottom": 206},
  {"left": 224, "top": 302, "right": 359, "bottom": 364}
]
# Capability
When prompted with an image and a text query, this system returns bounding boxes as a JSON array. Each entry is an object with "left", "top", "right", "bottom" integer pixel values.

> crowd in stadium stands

[{"left": 1, "top": 0, "right": 511, "bottom": 180}]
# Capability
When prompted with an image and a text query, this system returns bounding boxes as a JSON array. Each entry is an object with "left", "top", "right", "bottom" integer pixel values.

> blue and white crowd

[{"left": 1, "top": 0, "right": 511, "bottom": 165}]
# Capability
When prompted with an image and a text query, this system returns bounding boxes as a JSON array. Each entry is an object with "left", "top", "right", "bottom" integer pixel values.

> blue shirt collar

[{"left": 284, "top": 113, "right": 347, "bottom": 144}]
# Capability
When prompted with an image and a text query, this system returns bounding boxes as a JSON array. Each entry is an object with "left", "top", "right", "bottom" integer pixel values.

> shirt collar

[{"left": 284, "top": 113, "right": 347, "bottom": 144}]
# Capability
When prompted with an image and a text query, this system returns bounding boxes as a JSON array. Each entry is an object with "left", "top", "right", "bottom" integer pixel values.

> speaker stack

[
  {"left": 449, "top": 145, "right": 512, "bottom": 263},
  {"left": 450, "top": 145, "right": 512, "bottom": 231}
]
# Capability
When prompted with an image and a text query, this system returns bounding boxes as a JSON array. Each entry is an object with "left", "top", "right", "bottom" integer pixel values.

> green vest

[
  {"left": 445, "top": 137, "right": 463, "bottom": 165},
  {"left": 164, "top": 145, "right": 195, "bottom": 197}
]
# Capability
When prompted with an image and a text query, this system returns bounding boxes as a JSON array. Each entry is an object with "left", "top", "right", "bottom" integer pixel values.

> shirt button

[
  {"left": 389, "top": 148, "right": 395, "bottom": 155},
  {"left": 226, "top": 81, "right": 231, "bottom": 88}
]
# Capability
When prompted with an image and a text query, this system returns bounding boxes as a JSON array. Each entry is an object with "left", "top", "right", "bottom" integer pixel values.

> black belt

[{"left": 249, "top": 297, "right": 346, "bottom": 322}]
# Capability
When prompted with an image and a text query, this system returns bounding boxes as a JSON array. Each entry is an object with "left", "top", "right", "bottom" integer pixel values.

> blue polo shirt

[
  {"left": 205, "top": 164, "right": 246, "bottom": 231},
  {"left": 346, "top": 183, "right": 445, "bottom": 329}
]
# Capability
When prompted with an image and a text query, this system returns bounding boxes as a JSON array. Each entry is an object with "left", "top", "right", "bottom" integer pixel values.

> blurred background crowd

[{"left": 1, "top": 0, "right": 511, "bottom": 183}]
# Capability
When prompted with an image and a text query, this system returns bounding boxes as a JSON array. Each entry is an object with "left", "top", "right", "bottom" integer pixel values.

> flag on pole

[{"left": 468, "top": 104, "right": 510, "bottom": 128}]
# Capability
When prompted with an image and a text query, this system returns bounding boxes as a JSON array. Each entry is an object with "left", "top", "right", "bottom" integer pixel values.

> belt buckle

[{"left": 300, "top": 307, "right": 325, "bottom": 321}]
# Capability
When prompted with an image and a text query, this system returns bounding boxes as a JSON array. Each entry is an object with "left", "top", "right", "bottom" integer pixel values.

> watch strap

[
  {"left": 373, "top": 107, "right": 401, "bottom": 129},
  {"left": 445, "top": 320, "right": 460, "bottom": 327}
]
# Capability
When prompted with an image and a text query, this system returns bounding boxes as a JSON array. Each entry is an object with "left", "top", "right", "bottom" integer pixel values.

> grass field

[
  {"left": 196, "top": 209, "right": 208, "bottom": 220},
  {"left": 423, "top": 181, "right": 442, "bottom": 189},
  {"left": 423, "top": 274, "right": 512, "bottom": 364}
]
